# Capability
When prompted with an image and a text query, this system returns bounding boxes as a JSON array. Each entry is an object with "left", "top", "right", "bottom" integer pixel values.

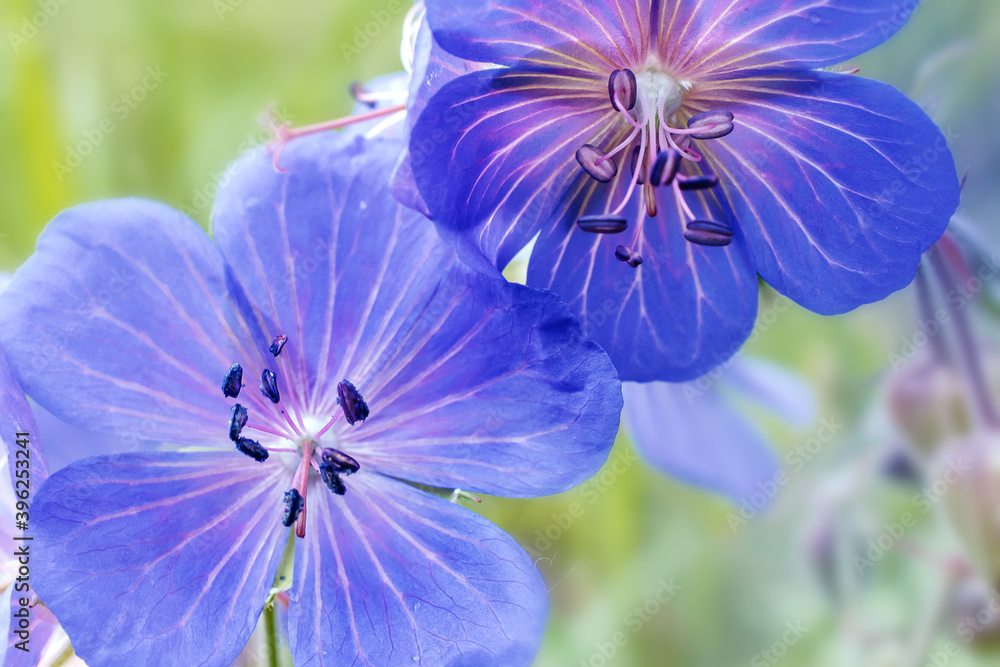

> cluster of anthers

[
  {"left": 219, "top": 334, "right": 369, "bottom": 538},
  {"left": 575, "top": 67, "right": 737, "bottom": 267}
]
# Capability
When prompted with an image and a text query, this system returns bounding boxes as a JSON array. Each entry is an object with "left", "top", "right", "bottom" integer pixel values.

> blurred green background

[{"left": 2, "top": 1, "right": 1000, "bottom": 666}]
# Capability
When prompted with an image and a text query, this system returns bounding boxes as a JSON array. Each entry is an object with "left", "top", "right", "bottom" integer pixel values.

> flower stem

[
  {"left": 264, "top": 603, "right": 279, "bottom": 667},
  {"left": 928, "top": 248, "right": 1000, "bottom": 428}
]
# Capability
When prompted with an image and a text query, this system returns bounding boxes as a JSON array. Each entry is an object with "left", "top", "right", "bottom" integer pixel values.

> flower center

[
  {"left": 574, "top": 67, "right": 737, "bottom": 265},
  {"left": 220, "top": 335, "right": 368, "bottom": 538},
  {"left": 635, "top": 66, "right": 684, "bottom": 122}
]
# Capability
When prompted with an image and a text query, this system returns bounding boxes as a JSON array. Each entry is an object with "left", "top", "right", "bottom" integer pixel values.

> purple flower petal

[
  {"left": 33, "top": 451, "right": 290, "bottom": 666},
  {"left": 213, "top": 132, "right": 621, "bottom": 497},
  {"left": 343, "top": 266, "right": 622, "bottom": 497},
  {"left": 392, "top": 21, "right": 485, "bottom": 217},
  {"left": 0, "top": 200, "right": 252, "bottom": 445},
  {"left": 698, "top": 71, "right": 959, "bottom": 314},
  {"left": 212, "top": 134, "right": 457, "bottom": 419},
  {"left": 410, "top": 68, "right": 614, "bottom": 270},
  {"left": 623, "top": 380, "right": 780, "bottom": 503},
  {"left": 425, "top": 0, "right": 646, "bottom": 73},
  {"left": 288, "top": 472, "right": 545, "bottom": 667},
  {"left": 31, "top": 399, "right": 143, "bottom": 474},
  {"left": 0, "top": 341, "right": 47, "bottom": 487},
  {"left": 725, "top": 357, "right": 817, "bottom": 428},
  {"left": 528, "top": 165, "right": 758, "bottom": 382},
  {"left": 2, "top": 586, "right": 64, "bottom": 667},
  {"left": 656, "top": 0, "right": 920, "bottom": 79}
]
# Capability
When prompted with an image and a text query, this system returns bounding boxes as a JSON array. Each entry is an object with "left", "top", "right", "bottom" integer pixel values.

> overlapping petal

[
  {"left": 528, "top": 164, "right": 758, "bottom": 382},
  {"left": 344, "top": 265, "right": 622, "bottom": 497},
  {"left": 623, "top": 379, "right": 780, "bottom": 503},
  {"left": 697, "top": 71, "right": 959, "bottom": 313},
  {"left": 411, "top": 68, "right": 614, "bottom": 272},
  {"left": 288, "top": 472, "right": 545, "bottom": 667},
  {"left": 658, "top": 0, "right": 914, "bottom": 78},
  {"left": 2, "top": 588, "right": 68, "bottom": 667},
  {"left": 33, "top": 452, "right": 290, "bottom": 667},
  {"left": 31, "top": 400, "right": 142, "bottom": 473},
  {"left": 392, "top": 22, "right": 485, "bottom": 217},
  {"left": 725, "top": 357, "right": 817, "bottom": 427},
  {"left": 212, "top": 133, "right": 456, "bottom": 419},
  {"left": 425, "top": 0, "right": 648, "bottom": 73},
  {"left": 0, "top": 200, "right": 252, "bottom": 445},
  {"left": 0, "top": 341, "right": 47, "bottom": 487}
]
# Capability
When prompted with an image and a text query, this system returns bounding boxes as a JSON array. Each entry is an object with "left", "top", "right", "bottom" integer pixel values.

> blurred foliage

[{"left": 2, "top": 1, "right": 1000, "bottom": 666}]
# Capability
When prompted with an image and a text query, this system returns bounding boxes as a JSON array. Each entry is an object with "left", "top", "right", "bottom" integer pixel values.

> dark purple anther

[
  {"left": 576, "top": 145, "right": 618, "bottom": 183},
  {"left": 629, "top": 147, "right": 647, "bottom": 184},
  {"left": 614, "top": 245, "right": 631, "bottom": 262},
  {"left": 684, "top": 220, "right": 733, "bottom": 247},
  {"left": 320, "top": 462, "right": 347, "bottom": 496},
  {"left": 235, "top": 436, "right": 269, "bottom": 462},
  {"left": 687, "top": 110, "right": 735, "bottom": 140},
  {"left": 627, "top": 255, "right": 643, "bottom": 268},
  {"left": 222, "top": 364, "right": 243, "bottom": 398},
  {"left": 282, "top": 488, "right": 304, "bottom": 526},
  {"left": 229, "top": 403, "right": 248, "bottom": 441},
  {"left": 577, "top": 216, "right": 627, "bottom": 234},
  {"left": 269, "top": 335, "right": 288, "bottom": 357},
  {"left": 260, "top": 369, "right": 280, "bottom": 404},
  {"left": 337, "top": 380, "right": 370, "bottom": 425},
  {"left": 676, "top": 174, "right": 719, "bottom": 191},
  {"left": 322, "top": 448, "right": 360, "bottom": 475},
  {"left": 608, "top": 69, "right": 637, "bottom": 112},
  {"left": 650, "top": 150, "right": 681, "bottom": 187},
  {"left": 350, "top": 81, "right": 376, "bottom": 108}
]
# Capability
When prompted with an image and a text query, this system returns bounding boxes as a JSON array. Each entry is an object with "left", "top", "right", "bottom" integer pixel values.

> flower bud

[
  {"left": 885, "top": 353, "right": 970, "bottom": 456},
  {"left": 932, "top": 433, "right": 1000, "bottom": 583}
]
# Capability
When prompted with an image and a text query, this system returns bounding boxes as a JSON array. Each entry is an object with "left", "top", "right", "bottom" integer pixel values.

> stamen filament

[
  {"left": 280, "top": 409, "right": 305, "bottom": 438},
  {"left": 294, "top": 438, "right": 315, "bottom": 539},
  {"left": 614, "top": 93, "right": 641, "bottom": 129},
  {"left": 275, "top": 104, "right": 407, "bottom": 141},
  {"left": 610, "top": 125, "right": 646, "bottom": 217},
  {"left": 662, "top": 127, "right": 701, "bottom": 162},
  {"left": 596, "top": 125, "right": 641, "bottom": 165},
  {"left": 673, "top": 180, "right": 697, "bottom": 221},
  {"left": 245, "top": 422, "right": 289, "bottom": 438},
  {"left": 269, "top": 103, "right": 408, "bottom": 170},
  {"left": 313, "top": 411, "right": 342, "bottom": 440}
]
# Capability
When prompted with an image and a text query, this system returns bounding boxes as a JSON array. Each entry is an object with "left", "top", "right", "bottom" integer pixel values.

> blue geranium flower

[
  {"left": 0, "top": 133, "right": 622, "bottom": 666},
  {"left": 407, "top": 0, "right": 961, "bottom": 382}
]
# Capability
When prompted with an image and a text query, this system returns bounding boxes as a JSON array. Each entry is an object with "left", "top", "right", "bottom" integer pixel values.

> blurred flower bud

[
  {"left": 879, "top": 446, "right": 924, "bottom": 485},
  {"left": 885, "top": 352, "right": 971, "bottom": 455},
  {"left": 948, "top": 575, "right": 1000, "bottom": 648},
  {"left": 933, "top": 433, "right": 1000, "bottom": 583}
]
